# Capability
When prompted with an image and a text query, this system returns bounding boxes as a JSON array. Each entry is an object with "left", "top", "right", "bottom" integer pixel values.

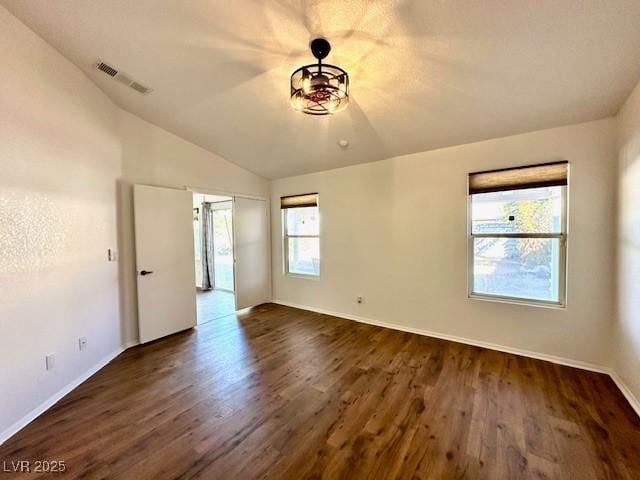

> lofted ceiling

[{"left": 3, "top": 1, "right": 640, "bottom": 179}]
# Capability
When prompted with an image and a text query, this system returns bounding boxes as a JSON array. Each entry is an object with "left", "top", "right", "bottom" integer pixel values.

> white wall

[
  {"left": 271, "top": 119, "right": 618, "bottom": 367},
  {"left": 117, "top": 110, "right": 269, "bottom": 345},
  {"left": 0, "top": 7, "right": 122, "bottom": 439},
  {"left": 0, "top": 6, "right": 270, "bottom": 441},
  {"left": 614, "top": 80, "right": 640, "bottom": 406}
]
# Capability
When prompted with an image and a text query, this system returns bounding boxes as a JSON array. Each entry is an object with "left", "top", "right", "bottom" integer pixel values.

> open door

[
  {"left": 233, "top": 197, "right": 270, "bottom": 310},
  {"left": 134, "top": 184, "right": 196, "bottom": 343}
]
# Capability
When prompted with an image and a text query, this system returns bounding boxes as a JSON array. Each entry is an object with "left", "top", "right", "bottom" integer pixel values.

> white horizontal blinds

[
  {"left": 468, "top": 161, "right": 568, "bottom": 194},
  {"left": 280, "top": 193, "right": 319, "bottom": 209}
]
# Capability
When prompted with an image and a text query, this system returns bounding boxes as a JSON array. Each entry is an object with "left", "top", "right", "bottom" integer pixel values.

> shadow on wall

[
  {"left": 615, "top": 77, "right": 640, "bottom": 409},
  {"left": 618, "top": 154, "right": 640, "bottom": 363},
  {"left": 116, "top": 179, "right": 140, "bottom": 346}
]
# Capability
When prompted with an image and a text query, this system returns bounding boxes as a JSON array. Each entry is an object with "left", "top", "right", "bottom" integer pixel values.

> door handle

[{"left": 140, "top": 270, "right": 154, "bottom": 276}]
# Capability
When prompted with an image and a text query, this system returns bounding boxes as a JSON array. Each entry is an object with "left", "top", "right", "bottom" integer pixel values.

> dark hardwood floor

[{"left": 1, "top": 304, "right": 639, "bottom": 479}]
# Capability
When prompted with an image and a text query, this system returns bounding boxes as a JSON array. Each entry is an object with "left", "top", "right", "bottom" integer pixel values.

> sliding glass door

[{"left": 212, "top": 203, "right": 234, "bottom": 291}]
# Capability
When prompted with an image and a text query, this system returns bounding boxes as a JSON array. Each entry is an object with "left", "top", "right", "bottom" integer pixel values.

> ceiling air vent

[
  {"left": 94, "top": 59, "right": 153, "bottom": 95},
  {"left": 97, "top": 61, "right": 118, "bottom": 77}
]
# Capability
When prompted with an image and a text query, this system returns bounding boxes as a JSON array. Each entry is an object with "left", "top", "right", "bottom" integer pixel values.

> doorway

[
  {"left": 133, "top": 184, "right": 270, "bottom": 343},
  {"left": 193, "top": 193, "right": 236, "bottom": 324}
]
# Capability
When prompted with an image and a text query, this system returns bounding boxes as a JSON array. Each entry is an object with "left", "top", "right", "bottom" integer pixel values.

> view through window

[
  {"left": 469, "top": 184, "right": 566, "bottom": 305},
  {"left": 283, "top": 201, "right": 320, "bottom": 276},
  {"left": 212, "top": 205, "right": 234, "bottom": 290}
]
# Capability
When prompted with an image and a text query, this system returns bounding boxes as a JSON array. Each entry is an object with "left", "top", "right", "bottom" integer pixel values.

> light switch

[{"left": 45, "top": 354, "right": 55, "bottom": 370}]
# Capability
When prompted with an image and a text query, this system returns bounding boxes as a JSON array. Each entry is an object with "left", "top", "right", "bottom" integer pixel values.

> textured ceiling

[{"left": 4, "top": 1, "right": 640, "bottom": 179}]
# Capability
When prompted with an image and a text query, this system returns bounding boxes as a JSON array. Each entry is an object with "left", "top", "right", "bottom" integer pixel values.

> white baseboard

[
  {"left": 0, "top": 345, "right": 127, "bottom": 445},
  {"left": 273, "top": 300, "right": 609, "bottom": 373},
  {"left": 609, "top": 371, "right": 640, "bottom": 418},
  {"left": 273, "top": 300, "right": 640, "bottom": 417}
]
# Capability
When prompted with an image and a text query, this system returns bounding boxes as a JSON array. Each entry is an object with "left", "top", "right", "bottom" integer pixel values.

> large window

[
  {"left": 282, "top": 193, "right": 320, "bottom": 276},
  {"left": 468, "top": 162, "right": 568, "bottom": 306}
]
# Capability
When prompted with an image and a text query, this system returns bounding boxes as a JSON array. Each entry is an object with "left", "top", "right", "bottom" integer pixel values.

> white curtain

[{"left": 201, "top": 202, "right": 215, "bottom": 290}]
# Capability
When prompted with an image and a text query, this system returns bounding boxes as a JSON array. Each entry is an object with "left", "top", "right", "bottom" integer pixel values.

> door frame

[{"left": 187, "top": 185, "right": 272, "bottom": 306}]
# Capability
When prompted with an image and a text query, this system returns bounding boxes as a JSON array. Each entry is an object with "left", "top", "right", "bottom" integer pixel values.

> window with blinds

[
  {"left": 281, "top": 193, "right": 320, "bottom": 276},
  {"left": 468, "top": 162, "right": 568, "bottom": 306}
]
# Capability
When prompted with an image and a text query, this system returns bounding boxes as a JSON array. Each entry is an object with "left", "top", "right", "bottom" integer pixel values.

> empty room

[{"left": 1, "top": 1, "right": 640, "bottom": 479}]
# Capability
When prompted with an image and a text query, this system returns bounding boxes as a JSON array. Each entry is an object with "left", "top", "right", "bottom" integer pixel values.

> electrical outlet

[
  {"left": 78, "top": 337, "right": 87, "bottom": 351},
  {"left": 45, "top": 354, "right": 55, "bottom": 370},
  {"left": 107, "top": 249, "right": 117, "bottom": 262},
  {"left": 357, "top": 296, "right": 363, "bottom": 304}
]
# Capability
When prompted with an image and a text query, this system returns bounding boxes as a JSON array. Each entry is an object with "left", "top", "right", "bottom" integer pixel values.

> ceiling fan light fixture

[{"left": 290, "top": 38, "right": 349, "bottom": 115}]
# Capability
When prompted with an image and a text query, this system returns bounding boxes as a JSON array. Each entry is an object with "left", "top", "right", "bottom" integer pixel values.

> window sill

[
  {"left": 468, "top": 293, "right": 566, "bottom": 310},
  {"left": 285, "top": 273, "right": 320, "bottom": 281}
]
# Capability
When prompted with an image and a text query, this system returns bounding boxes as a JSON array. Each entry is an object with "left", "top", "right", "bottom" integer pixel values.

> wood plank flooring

[{"left": 1, "top": 304, "right": 639, "bottom": 479}]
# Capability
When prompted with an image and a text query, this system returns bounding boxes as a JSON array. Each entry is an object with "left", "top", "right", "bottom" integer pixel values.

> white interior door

[
  {"left": 134, "top": 184, "right": 196, "bottom": 343},
  {"left": 233, "top": 197, "right": 270, "bottom": 310}
]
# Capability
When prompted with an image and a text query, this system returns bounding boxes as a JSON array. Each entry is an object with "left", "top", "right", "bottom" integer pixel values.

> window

[
  {"left": 282, "top": 193, "right": 320, "bottom": 276},
  {"left": 468, "top": 162, "right": 568, "bottom": 306}
]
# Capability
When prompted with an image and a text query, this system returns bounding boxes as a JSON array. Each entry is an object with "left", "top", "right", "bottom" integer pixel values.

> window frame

[
  {"left": 467, "top": 185, "right": 568, "bottom": 308},
  {"left": 283, "top": 204, "right": 321, "bottom": 278}
]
